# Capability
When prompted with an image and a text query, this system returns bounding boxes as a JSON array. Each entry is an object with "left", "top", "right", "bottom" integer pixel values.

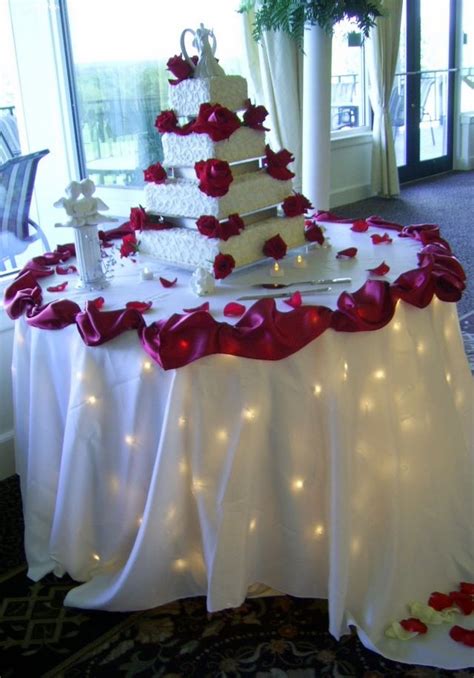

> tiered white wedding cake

[{"left": 136, "top": 24, "right": 312, "bottom": 280}]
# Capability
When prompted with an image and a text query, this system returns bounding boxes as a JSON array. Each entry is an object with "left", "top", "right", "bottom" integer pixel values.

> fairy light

[
  {"left": 393, "top": 321, "right": 402, "bottom": 332},
  {"left": 142, "top": 360, "right": 152, "bottom": 372},
  {"left": 87, "top": 395, "right": 97, "bottom": 405},
  {"left": 192, "top": 478, "right": 205, "bottom": 493},
  {"left": 178, "top": 416, "right": 186, "bottom": 428},
  {"left": 292, "top": 478, "right": 304, "bottom": 492},
  {"left": 92, "top": 553, "right": 101, "bottom": 562},
  {"left": 174, "top": 558, "right": 187, "bottom": 572},
  {"left": 314, "top": 524, "right": 325, "bottom": 538},
  {"left": 360, "top": 397, "right": 374, "bottom": 413},
  {"left": 293, "top": 254, "right": 307, "bottom": 268},
  {"left": 76, "top": 370, "right": 83, "bottom": 380},
  {"left": 249, "top": 518, "right": 257, "bottom": 532},
  {"left": 313, "top": 384, "right": 322, "bottom": 396},
  {"left": 125, "top": 435, "right": 135, "bottom": 446},
  {"left": 373, "top": 368, "right": 386, "bottom": 381},
  {"left": 270, "top": 261, "right": 284, "bottom": 277},
  {"left": 216, "top": 429, "right": 228, "bottom": 442},
  {"left": 137, "top": 516, "right": 143, "bottom": 526},
  {"left": 417, "top": 341, "right": 425, "bottom": 355},
  {"left": 242, "top": 407, "right": 256, "bottom": 421},
  {"left": 445, "top": 372, "right": 452, "bottom": 384}
]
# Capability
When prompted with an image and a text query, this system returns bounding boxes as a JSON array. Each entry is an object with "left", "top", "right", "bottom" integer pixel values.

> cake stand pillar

[
  {"left": 302, "top": 24, "right": 332, "bottom": 211},
  {"left": 73, "top": 224, "right": 108, "bottom": 290}
]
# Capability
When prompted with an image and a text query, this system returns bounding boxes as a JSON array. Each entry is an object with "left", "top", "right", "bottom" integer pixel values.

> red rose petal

[
  {"left": 351, "top": 219, "right": 369, "bottom": 232},
  {"left": 159, "top": 276, "right": 177, "bottom": 288},
  {"left": 399, "top": 618, "right": 428, "bottom": 634},
  {"left": 449, "top": 591, "right": 474, "bottom": 615},
  {"left": 183, "top": 301, "right": 210, "bottom": 313},
  {"left": 284, "top": 291, "right": 302, "bottom": 308},
  {"left": 55, "top": 264, "right": 77, "bottom": 275},
  {"left": 371, "top": 233, "right": 393, "bottom": 245},
  {"left": 367, "top": 261, "right": 390, "bottom": 276},
  {"left": 223, "top": 302, "right": 246, "bottom": 317},
  {"left": 428, "top": 591, "right": 454, "bottom": 611},
  {"left": 46, "top": 281, "right": 68, "bottom": 293},
  {"left": 449, "top": 625, "right": 474, "bottom": 647},
  {"left": 459, "top": 582, "right": 474, "bottom": 595},
  {"left": 336, "top": 247, "right": 358, "bottom": 259},
  {"left": 91, "top": 296, "right": 105, "bottom": 310},
  {"left": 125, "top": 301, "right": 152, "bottom": 313}
]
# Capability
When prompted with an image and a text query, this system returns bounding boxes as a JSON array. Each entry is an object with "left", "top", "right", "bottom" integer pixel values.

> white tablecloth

[{"left": 11, "top": 222, "right": 474, "bottom": 669}]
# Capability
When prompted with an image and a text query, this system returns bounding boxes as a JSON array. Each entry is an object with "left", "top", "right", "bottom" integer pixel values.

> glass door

[{"left": 390, "top": 0, "right": 456, "bottom": 182}]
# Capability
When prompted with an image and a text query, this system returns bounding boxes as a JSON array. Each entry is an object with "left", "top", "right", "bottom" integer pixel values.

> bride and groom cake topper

[{"left": 181, "top": 23, "right": 225, "bottom": 79}]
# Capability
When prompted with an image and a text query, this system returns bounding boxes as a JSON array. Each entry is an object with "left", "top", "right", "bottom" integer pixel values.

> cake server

[
  {"left": 252, "top": 277, "right": 351, "bottom": 289},
  {"left": 237, "top": 287, "right": 331, "bottom": 301}
]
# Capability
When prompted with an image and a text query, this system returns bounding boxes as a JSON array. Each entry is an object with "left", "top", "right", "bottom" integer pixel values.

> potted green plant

[{"left": 239, "top": 0, "right": 383, "bottom": 48}]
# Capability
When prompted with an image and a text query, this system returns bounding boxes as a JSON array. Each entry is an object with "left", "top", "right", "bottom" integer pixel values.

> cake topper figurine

[
  {"left": 180, "top": 23, "right": 225, "bottom": 78},
  {"left": 54, "top": 178, "right": 117, "bottom": 228}
]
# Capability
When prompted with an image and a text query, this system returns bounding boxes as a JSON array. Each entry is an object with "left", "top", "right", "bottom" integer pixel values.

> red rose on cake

[
  {"left": 143, "top": 162, "right": 167, "bottom": 184},
  {"left": 196, "top": 213, "right": 244, "bottom": 241},
  {"left": 166, "top": 54, "right": 197, "bottom": 85},
  {"left": 195, "top": 159, "right": 233, "bottom": 197},
  {"left": 130, "top": 206, "right": 148, "bottom": 230},
  {"left": 155, "top": 110, "right": 179, "bottom": 134},
  {"left": 193, "top": 103, "right": 241, "bottom": 142},
  {"left": 264, "top": 146, "right": 295, "bottom": 181},
  {"left": 263, "top": 234, "right": 287, "bottom": 260},
  {"left": 243, "top": 101, "right": 269, "bottom": 131},
  {"left": 282, "top": 193, "right": 313, "bottom": 217},
  {"left": 213, "top": 253, "right": 235, "bottom": 279}
]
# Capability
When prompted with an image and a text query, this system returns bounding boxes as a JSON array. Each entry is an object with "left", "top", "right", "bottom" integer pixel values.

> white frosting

[
  {"left": 169, "top": 75, "right": 248, "bottom": 116},
  {"left": 145, "top": 171, "right": 291, "bottom": 221},
  {"left": 139, "top": 214, "right": 305, "bottom": 272},
  {"left": 163, "top": 127, "right": 265, "bottom": 167}
]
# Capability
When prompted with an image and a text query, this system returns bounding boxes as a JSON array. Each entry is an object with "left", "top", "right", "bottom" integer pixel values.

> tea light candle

[
  {"left": 270, "top": 261, "right": 284, "bottom": 277},
  {"left": 293, "top": 254, "right": 307, "bottom": 268},
  {"left": 141, "top": 267, "right": 154, "bottom": 281}
]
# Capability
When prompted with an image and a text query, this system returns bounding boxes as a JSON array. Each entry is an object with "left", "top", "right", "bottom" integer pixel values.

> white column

[{"left": 302, "top": 24, "right": 332, "bottom": 211}]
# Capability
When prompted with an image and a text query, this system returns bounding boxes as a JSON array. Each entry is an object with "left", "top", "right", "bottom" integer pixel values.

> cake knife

[
  {"left": 237, "top": 287, "right": 331, "bottom": 301},
  {"left": 251, "top": 276, "right": 351, "bottom": 289}
]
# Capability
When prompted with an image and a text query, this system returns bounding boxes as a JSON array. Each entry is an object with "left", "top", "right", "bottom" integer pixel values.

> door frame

[{"left": 398, "top": 0, "right": 457, "bottom": 183}]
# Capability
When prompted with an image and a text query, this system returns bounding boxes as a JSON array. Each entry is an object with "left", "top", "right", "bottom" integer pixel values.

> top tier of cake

[{"left": 169, "top": 75, "right": 248, "bottom": 117}]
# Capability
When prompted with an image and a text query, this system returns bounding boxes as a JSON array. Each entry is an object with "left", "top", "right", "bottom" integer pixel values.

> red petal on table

[
  {"left": 371, "top": 233, "right": 393, "bottom": 245},
  {"left": 459, "top": 582, "right": 474, "bottom": 595},
  {"left": 449, "top": 591, "right": 474, "bottom": 615},
  {"left": 125, "top": 301, "right": 153, "bottom": 313},
  {"left": 351, "top": 219, "right": 369, "bottom": 232},
  {"left": 284, "top": 291, "right": 302, "bottom": 308},
  {"left": 159, "top": 276, "right": 177, "bottom": 288},
  {"left": 46, "top": 281, "right": 68, "bottom": 293},
  {"left": 55, "top": 264, "right": 78, "bottom": 275},
  {"left": 183, "top": 301, "right": 210, "bottom": 313},
  {"left": 428, "top": 591, "right": 454, "bottom": 611},
  {"left": 224, "top": 301, "right": 246, "bottom": 317},
  {"left": 449, "top": 626, "right": 474, "bottom": 647},
  {"left": 90, "top": 296, "right": 105, "bottom": 310},
  {"left": 400, "top": 618, "right": 428, "bottom": 634},
  {"left": 367, "top": 261, "right": 390, "bottom": 276},
  {"left": 336, "top": 247, "right": 358, "bottom": 259}
]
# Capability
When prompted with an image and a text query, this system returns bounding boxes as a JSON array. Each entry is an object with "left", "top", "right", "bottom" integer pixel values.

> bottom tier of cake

[{"left": 139, "top": 214, "right": 306, "bottom": 274}]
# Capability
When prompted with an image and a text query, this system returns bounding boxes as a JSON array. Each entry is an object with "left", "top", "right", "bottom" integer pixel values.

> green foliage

[{"left": 239, "top": 0, "right": 383, "bottom": 48}]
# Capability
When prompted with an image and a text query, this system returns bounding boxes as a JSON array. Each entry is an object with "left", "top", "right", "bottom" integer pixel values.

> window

[
  {"left": 331, "top": 19, "right": 369, "bottom": 133},
  {"left": 64, "top": 0, "right": 246, "bottom": 190}
]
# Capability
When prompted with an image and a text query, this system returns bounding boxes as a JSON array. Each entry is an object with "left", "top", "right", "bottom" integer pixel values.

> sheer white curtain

[
  {"left": 366, "top": 0, "right": 403, "bottom": 197},
  {"left": 241, "top": 10, "right": 304, "bottom": 191}
]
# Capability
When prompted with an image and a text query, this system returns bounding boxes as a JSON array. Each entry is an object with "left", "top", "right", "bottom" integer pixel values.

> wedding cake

[{"left": 135, "top": 25, "right": 312, "bottom": 280}]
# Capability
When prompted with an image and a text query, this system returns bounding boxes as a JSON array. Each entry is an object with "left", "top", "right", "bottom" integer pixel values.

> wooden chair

[{"left": 0, "top": 149, "right": 50, "bottom": 272}]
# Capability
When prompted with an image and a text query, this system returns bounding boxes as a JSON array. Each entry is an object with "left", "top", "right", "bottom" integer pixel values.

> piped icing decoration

[
  {"left": 264, "top": 145, "right": 295, "bottom": 181},
  {"left": 195, "top": 159, "right": 233, "bottom": 197}
]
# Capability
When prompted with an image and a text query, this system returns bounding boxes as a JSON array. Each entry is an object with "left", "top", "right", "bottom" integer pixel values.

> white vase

[{"left": 74, "top": 224, "right": 108, "bottom": 290}]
